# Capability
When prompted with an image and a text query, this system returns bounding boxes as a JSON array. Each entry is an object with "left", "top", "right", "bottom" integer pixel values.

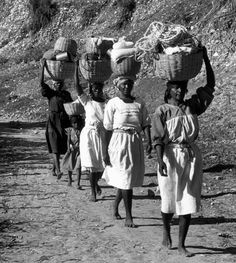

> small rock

[{"left": 218, "top": 233, "right": 232, "bottom": 238}]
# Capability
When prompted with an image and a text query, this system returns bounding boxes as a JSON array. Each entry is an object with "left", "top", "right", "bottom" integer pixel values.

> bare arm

[
  {"left": 143, "top": 125, "right": 152, "bottom": 155},
  {"left": 202, "top": 46, "right": 215, "bottom": 90},
  {"left": 74, "top": 61, "right": 84, "bottom": 96},
  {"left": 103, "top": 130, "right": 113, "bottom": 166},
  {"left": 67, "top": 129, "right": 71, "bottom": 152},
  {"left": 39, "top": 59, "right": 46, "bottom": 87},
  {"left": 155, "top": 144, "right": 167, "bottom": 177}
]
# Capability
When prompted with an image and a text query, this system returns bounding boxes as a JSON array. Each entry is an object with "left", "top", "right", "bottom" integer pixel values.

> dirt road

[{"left": 0, "top": 121, "right": 235, "bottom": 263}]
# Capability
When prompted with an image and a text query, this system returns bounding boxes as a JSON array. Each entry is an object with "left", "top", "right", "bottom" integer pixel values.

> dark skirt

[{"left": 45, "top": 111, "right": 69, "bottom": 154}]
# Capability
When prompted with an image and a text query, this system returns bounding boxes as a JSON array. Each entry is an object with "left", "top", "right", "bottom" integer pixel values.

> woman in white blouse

[
  {"left": 74, "top": 62, "right": 106, "bottom": 202},
  {"left": 103, "top": 76, "right": 152, "bottom": 227}
]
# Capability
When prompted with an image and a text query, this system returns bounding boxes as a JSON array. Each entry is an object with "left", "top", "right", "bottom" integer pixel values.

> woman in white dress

[
  {"left": 103, "top": 76, "right": 152, "bottom": 227},
  {"left": 152, "top": 47, "right": 215, "bottom": 256},
  {"left": 74, "top": 62, "right": 106, "bottom": 202}
]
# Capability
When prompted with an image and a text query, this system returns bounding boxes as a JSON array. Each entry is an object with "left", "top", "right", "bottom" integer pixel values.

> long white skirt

[
  {"left": 158, "top": 143, "right": 203, "bottom": 215},
  {"left": 102, "top": 131, "right": 144, "bottom": 190},
  {"left": 80, "top": 126, "right": 105, "bottom": 172}
]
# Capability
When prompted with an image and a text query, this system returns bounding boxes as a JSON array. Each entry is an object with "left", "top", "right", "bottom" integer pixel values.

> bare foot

[
  {"left": 57, "top": 172, "right": 63, "bottom": 180},
  {"left": 178, "top": 247, "right": 194, "bottom": 257},
  {"left": 89, "top": 195, "right": 97, "bottom": 202},
  {"left": 125, "top": 219, "right": 137, "bottom": 228},
  {"left": 162, "top": 234, "right": 172, "bottom": 250},
  {"left": 113, "top": 212, "right": 122, "bottom": 220},
  {"left": 96, "top": 185, "right": 102, "bottom": 196}
]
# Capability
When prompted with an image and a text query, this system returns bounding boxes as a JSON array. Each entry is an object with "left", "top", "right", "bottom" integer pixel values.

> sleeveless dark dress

[{"left": 41, "top": 83, "right": 72, "bottom": 154}]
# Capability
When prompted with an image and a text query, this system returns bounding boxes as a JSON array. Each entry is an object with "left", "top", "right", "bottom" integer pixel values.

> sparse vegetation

[
  {"left": 115, "top": 0, "right": 136, "bottom": 29},
  {"left": 28, "top": 0, "right": 58, "bottom": 34}
]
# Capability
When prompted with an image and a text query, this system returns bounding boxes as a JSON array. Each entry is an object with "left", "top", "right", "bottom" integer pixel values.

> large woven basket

[
  {"left": 63, "top": 102, "right": 85, "bottom": 116},
  {"left": 111, "top": 56, "right": 141, "bottom": 77},
  {"left": 79, "top": 54, "right": 112, "bottom": 83},
  {"left": 85, "top": 37, "right": 114, "bottom": 56},
  {"left": 154, "top": 50, "right": 203, "bottom": 81},
  {"left": 54, "top": 37, "right": 77, "bottom": 57},
  {"left": 44, "top": 60, "right": 75, "bottom": 81}
]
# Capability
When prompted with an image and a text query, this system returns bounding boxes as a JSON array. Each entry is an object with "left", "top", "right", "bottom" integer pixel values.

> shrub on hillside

[
  {"left": 28, "top": 0, "right": 58, "bottom": 34},
  {"left": 80, "top": 1, "right": 109, "bottom": 29},
  {"left": 0, "top": 55, "right": 9, "bottom": 65},
  {"left": 114, "top": 0, "right": 136, "bottom": 29}
]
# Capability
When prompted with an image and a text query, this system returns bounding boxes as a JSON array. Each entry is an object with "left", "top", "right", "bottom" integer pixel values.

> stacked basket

[
  {"left": 154, "top": 50, "right": 203, "bottom": 81},
  {"left": 79, "top": 37, "right": 114, "bottom": 83},
  {"left": 43, "top": 37, "right": 77, "bottom": 81},
  {"left": 136, "top": 22, "right": 203, "bottom": 81},
  {"left": 110, "top": 37, "right": 141, "bottom": 80}
]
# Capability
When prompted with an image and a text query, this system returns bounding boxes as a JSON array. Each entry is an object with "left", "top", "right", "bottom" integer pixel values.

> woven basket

[
  {"left": 63, "top": 102, "right": 85, "bottom": 116},
  {"left": 154, "top": 50, "right": 203, "bottom": 81},
  {"left": 44, "top": 60, "right": 75, "bottom": 81},
  {"left": 85, "top": 37, "right": 114, "bottom": 56},
  {"left": 111, "top": 56, "right": 141, "bottom": 77},
  {"left": 54, "top": 37, "right": 77, "bottom": 57},
  {"left": 79, "top": 54, "right": 112, "bottom": 83}
]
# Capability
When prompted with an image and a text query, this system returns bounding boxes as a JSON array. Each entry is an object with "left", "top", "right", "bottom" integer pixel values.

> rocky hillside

[{"left": 0, "top": 0, "right": 235, "bottom": 166}]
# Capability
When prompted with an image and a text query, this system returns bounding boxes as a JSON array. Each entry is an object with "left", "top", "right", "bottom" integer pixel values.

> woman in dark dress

[{"left": 40, "top": 60, "right": 73, "bottom": 179}]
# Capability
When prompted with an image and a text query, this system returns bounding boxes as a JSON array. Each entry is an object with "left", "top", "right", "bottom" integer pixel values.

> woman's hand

[
  {"left": 103, "top": 152, "right": 111, "bottom": 166},
  {"left": 158, "top": 160, "right": 168, "bottom": 177},
  {"left": 154, "top": 144, "right": 167, "bottom": 176}
]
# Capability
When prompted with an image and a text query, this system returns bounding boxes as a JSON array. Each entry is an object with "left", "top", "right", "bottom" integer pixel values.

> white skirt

[
  {"left": 158, "top": 143, "right": 203, "bottom": 215},
  {"left": 102, "top": 130, "right": 144, "bottom": 190},
  {"left": 80, "top": 126, "right": 105, "bottom": 172}
]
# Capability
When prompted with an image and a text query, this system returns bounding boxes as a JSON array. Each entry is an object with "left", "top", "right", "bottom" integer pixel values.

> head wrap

[{"left": 113, "top": 76, "right": 136, "bottom": 87}]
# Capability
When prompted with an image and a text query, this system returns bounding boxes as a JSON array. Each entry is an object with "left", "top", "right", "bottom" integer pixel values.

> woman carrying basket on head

[
  {"left": 102, "top": 76, "right": 152, "bottom": 227},
  {"left": 74, "top": 60, "right": 106, "bottom": 202},
  {"left": 152, "top": 46, "right": 215, "bottom": 257},
  {"left": 40, "top": 59, "right": 73, "bottom": 179}
]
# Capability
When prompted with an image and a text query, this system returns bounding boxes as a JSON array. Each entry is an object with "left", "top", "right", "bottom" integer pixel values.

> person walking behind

[
  {"left": 102, "top": 76, "right": 152, "bottom": 228},
  {"left": 74, "top": 61, "right": 106, "bottom": 202},
  {"left": 152, "top": 46, "right": 215, "bottom": 257},
  {"left": 40, "top": 59, "right": 73, "bottom": 179},
  {"left": 62, "top": 115, "right": 85, "bottom": 188}
]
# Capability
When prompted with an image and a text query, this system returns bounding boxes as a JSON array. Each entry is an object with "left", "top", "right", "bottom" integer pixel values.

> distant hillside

[{"left": 0, "top": 0, "right": 235, "bottom": 65}]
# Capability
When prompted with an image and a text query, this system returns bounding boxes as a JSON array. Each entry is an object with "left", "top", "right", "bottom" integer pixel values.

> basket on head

[
  {"left": 85, "top": 37, "right": 114, "bottom": 56},
  {"left": 54, "top": 37, "right": 77, "bottom": 57},
  {"left": 79, "top": 53, "right": 112, "bottom": 83},
  {"left": 44, "top": 60, "right": 75, "bottom": 81},
  {"left": 63, "top": 101, "right": 85, "bottom": 116},
  {"left": 111, "top": 56, "right": 141, "bottom": 77},
  {"left": 154, "top": 50, "right": 203, "bottom": 81}
]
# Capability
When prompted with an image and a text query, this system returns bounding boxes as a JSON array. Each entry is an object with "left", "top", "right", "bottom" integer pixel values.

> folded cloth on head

[
  {"left": 113, "top": 40, "right": 134, "bottom": 49},
  {"left": 110, "top": 48, "right": 137, "bottom": 63},
  {"left": 164, "top": 46, "right": 197, "bottom": 55}
]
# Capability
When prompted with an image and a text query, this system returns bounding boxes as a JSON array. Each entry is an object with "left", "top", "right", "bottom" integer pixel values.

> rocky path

[{"left": 0, "top": 122, "right": 235, "bottom": 263}]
